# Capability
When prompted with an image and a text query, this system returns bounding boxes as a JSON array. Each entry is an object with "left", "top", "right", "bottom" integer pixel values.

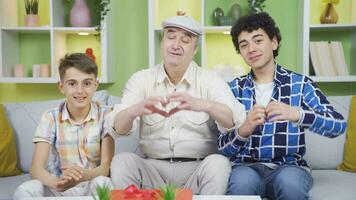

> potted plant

[
  {"left": 24, "top": 0, "right": 39, "bottom": 27},
  {"left": 248, "top": 0, "right": 266, "bottom": 14}
]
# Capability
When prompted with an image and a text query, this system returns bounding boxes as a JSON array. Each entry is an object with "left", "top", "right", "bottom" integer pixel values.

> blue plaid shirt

[{"left": 218, "top": 65, "right": 347, "bottom": 167}]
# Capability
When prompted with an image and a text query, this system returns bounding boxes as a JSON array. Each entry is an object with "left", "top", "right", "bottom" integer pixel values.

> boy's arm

[
  {"left": 82, "top": 134, "right": 114, "bottom": 180},
  {"left": 298, "top": 80, "right": 347, "bottom": 137},
  {"left": 30, "top": 142, "right": 60, "bottom": 189}
]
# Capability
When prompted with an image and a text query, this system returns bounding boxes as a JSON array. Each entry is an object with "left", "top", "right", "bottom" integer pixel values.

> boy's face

[
  {"left": 161, "top": 27, "right": 198, "bottom": 69},
  {"left": 237, "top": 28, "right": 278, "bottom": 70},
  {"left": 58, "top": 67, "right": 98, "bottom": 112}
]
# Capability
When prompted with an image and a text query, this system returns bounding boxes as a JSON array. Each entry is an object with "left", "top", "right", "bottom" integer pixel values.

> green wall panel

[{"left": 0, "top": 0, "right": 355, "bottom": 104}]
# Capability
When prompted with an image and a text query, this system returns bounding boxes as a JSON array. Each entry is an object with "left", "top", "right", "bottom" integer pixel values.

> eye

[
  {"left": 181, "top": 35, "right": 191, "bottom": 43},
  {"left": 239, "top": 43, "right": 247, "bottom": 49},
  {"left": 166, "top": 31, "right": 176, "bottom": 39},
  {"left": 255, "top": 39, "right": 263, "bottom": 44},
  {"left": 83, "top": 80, "right": 93, "bottom": 87},
  {"left": 67, "top": 81, "right": 76, "bottom": 87}
]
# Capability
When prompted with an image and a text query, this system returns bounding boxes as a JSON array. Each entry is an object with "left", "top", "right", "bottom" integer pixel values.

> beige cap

[{"left": 162, "top": 15, "right": 202, "bottom": 36}]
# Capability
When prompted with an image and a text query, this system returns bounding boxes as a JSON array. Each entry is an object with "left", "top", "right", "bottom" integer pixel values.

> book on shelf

[
  {"left": 309, "top": 42, "right": 323, "bottom": 76},
  {"left": 329, "top": 41, "right": 349, "bottom": 76},
  {"left": 309, "top": 41, "right": 348, "bottom": 76}
]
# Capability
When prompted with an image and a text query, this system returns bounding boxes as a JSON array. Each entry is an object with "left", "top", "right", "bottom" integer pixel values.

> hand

[
  {"left": 265, "top": 101, "right": 300, "bottom": 122},
  {"left": 131, "top": 96, "right": 170, "bottom": 117},
  {"left": 55, "top": 165, "right": 84, "bottom": 192},
  {"left": 238, "top": 104, "right": 266, "bottom": 137},
  {"left": 166, "top": 92, "right": 206, "bottom": 115}
]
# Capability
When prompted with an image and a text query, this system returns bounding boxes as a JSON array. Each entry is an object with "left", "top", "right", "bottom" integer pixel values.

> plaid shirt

[
  {"left": 33, "top": 101, "right": 112, "bottom": 177},
  {"left": 218, "top": 65, "right": 347, "bottom": 167}
]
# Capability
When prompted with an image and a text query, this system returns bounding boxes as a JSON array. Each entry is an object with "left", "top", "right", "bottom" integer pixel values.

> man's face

[
  {"left": 237, "top": 28, "right": 278, "bottom": 70},
  {"left": 161, "top": 27, "right": 198, "bottom": 68},
  {"left": 58, "top": 67, "right": 98, "bottom": 112}
]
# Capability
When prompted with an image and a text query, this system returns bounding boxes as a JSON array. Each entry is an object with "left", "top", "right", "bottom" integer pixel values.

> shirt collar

[
  {"left": 60, "top": 101, "right": 98, "bottom": 124},
  {"left": 246, "top": 63, "right": 283, "bottom": 88},
  {"left": 157, "top": 61, "right": 197, "bottom": 86}
]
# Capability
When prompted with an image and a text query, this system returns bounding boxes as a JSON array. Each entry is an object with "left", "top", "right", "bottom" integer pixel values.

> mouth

[
  {"left": 168, "top": 51, "right": 182, "bottom": 57},
  {"left": 74, "top": 96, "right": 87, "bottom": 102},
  {"left": 249, "top": 54, "right": 262, "bottom": 61}
]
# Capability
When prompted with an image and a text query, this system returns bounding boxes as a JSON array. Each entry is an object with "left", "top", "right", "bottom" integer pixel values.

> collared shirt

[
  {"left": 218, "top": 65, "right": 347, "bottom": 167},
  {"left": 33, "top": 101, "right": 112, "bottom": 177},
  {"left": 106, "top": 61, "right": 246, "bottom": 159}
]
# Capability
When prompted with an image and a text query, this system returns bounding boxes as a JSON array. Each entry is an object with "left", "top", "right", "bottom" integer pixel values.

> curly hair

[
  {"left": 230, "top": 12, "right": 282, "bottom": 58},
  {"left": 58, "top": 53, "right": 98, "bottom": 81}
]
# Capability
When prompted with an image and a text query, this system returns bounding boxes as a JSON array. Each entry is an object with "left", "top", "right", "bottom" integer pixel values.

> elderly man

[{"left": 106, "top": 15, "right": 245, "bottom": 194}]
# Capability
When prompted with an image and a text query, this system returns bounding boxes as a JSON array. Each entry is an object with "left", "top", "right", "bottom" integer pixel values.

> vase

[
  {"left": 24, "top": 14, "right": 39, "bottom": 27},
  {"left": 70, "top": 0, "right": 92, "bottom": 27},
  {"left": 320, "top": 3, "right": 338, "bottom": 24},
  {"left": 230, "top": 3, "right": 241, "bottom": 25},
  {"left": 212, "top": 7, "right": 224, "bottom": 26}
]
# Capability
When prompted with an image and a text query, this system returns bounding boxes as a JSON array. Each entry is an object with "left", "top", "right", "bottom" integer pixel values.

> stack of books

[{"left": 309, "top": 41, "right": 348, "bottom": 76}]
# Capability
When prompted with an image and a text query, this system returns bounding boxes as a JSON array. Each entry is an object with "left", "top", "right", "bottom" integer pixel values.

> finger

[
  {"left": 151, "top": 107, "right": 169, "bottom": 117},
  {"left": 63, "top": 170, "right": 81, "bottom": 181},
  {"left": 168, "top": 107, "right": 180, "bottom": 116}
]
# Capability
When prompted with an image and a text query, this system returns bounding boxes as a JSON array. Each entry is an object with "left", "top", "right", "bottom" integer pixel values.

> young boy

[{"left": 14, "top": 53, "right": 114, "bottom": 199}]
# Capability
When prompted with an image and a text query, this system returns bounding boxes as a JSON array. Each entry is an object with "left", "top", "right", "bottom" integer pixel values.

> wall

[
  {"left": 0, "top": 0, "right": 354, "bottom": 103},
  {"left": 0, "top": 0, "right": 148, "bottom": 103}
]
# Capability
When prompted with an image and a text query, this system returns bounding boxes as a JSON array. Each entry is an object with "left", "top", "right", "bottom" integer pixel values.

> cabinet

[
  {"left": 0, "top": 0, "right": 116, "bottom": 83},
  {"left": 299, "top": 0, "right": 356, "bottom": 82},
  {"left": 148, "top": 0, "right": 250, "bottom": 81}
]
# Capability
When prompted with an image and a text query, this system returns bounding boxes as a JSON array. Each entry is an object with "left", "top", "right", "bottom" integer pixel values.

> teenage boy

[
  {"left": 218, "top": 12, "right": 347, "bottom": 200},
  {"left": 14, "top": 53, "right": 114, "bottom": 199},
  {"left": 106, "top": 15, "right": 246, "bottom": 194}
]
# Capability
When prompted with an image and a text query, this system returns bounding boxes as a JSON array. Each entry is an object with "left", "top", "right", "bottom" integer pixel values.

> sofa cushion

[
  {"left": 3, "top": 90, "right": 109, "bottom": 173},
  {"left": 0, "top": 104, "right": 22, "bottom": 177},
  {"left": 304, "top": 96, "right": 350, "bottom": 169},
  {"left": 309, "top": 170, "right": 356, "bottom": 200},
  {"left": 338, "top": 96, "right": 356, "bottom": 172},
  {"left": 0, "top": 174, "right": 31, "bottom": 200}
]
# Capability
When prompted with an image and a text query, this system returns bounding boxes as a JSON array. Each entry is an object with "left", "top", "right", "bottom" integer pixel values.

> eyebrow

[
  {"left": 65, "top": 78, "right": 94, "bottom": 83},
  {"left": 238, "top": 33, "right": 264, "bottom": 45}
]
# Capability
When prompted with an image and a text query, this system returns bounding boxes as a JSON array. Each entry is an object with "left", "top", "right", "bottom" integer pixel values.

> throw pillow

[
  {"left": 0, "top": 104, "right": 22, "bottom": 176},
  {"left": 337, "top": 96, "right": 356, "bottom": 172}
]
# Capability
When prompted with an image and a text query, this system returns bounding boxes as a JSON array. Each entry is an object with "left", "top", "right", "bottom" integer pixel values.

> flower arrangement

[
  {"left": 323, "top": 0, "right": 340, "bottom": 4},
  {"left": 24, "top": 0, "right": 39, "bottom": 15}
]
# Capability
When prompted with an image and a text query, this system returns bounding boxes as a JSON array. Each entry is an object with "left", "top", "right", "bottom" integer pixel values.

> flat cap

[{"left": 162, "top": 15, "right": 202, "bottom": 36}]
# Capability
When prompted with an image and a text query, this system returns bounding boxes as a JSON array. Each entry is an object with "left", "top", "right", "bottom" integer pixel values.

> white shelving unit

[
  {"left": 299, "top": 0, "right": 356, "bottom": 82},
  {"left": 148, "top": 0, "right": 249, "bottom": 81},
  {"left": 0, "top": 0, "right": 116, "bottom": 83}
]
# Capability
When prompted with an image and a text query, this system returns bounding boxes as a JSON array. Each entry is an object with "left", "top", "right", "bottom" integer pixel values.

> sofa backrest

[
  {"left": 304, "top": 96, "right": 351, "bottom": 170},
  {"left": 4, "top": 92, "right": 350, "bottom": 173}
]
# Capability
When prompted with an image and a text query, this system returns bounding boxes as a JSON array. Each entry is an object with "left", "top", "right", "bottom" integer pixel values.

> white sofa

[{"left": 0, "top": 93, "right": 355, "bottom": 200}]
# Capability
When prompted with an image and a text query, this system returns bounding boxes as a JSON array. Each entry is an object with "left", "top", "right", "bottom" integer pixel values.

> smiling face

[
  {"left": 160, "top": 27, "right": 198, "bottom": 69},
  {"left": 58, "top": 67, "right": 98, "bottom": 114},
  {"left": 237, "top": 28, "right": 278, "bottom": 71}
]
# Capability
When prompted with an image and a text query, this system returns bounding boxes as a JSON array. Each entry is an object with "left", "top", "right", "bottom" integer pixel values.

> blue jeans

[{"left": 227, "top": 163, "right": 313, "bottom": 200}]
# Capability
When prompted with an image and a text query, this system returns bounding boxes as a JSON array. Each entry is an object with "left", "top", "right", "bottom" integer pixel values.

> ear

[
  {"left": 271, "top": 36, "right": 278, "bottom": 51},
  {"left": 57, "top": 81, "right": 65, "bottom": 94},
  {"left": 94, "top": 79, "right": 99, "bottom": 90}
]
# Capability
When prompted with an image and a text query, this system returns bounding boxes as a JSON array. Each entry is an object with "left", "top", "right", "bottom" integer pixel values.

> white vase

[{"left": 70, "top": 0, "right": 91, "bottom": 27}]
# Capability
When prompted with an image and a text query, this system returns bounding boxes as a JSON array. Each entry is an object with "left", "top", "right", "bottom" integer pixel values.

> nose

[
  {"left": 76, "top": 84, "right": 84, "bottom": 93},
  {"left": 247, "top": 43, "right": 257, "bottom": 53},
  {"left": 172, "top": 38, "right": 181, "bottom": 49}
]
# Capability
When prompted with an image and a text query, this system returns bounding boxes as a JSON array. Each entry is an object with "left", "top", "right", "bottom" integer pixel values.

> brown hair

[{"left": 58, "top": 53, "right": 98, "bottom": 81}]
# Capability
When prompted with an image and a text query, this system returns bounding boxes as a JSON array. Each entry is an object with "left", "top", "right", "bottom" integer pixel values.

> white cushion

[
  {"left": 309, "top": 170, "right": 356, "bottom": 200},
  {"left": 0, "top": 174, "right": 31, "bottom": 200},
  {"left": 304, "top": 96, "right": 351, "bottom": 169},
  {"left": 3, "top": 90, "right": 109, "bottom": 173}
]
